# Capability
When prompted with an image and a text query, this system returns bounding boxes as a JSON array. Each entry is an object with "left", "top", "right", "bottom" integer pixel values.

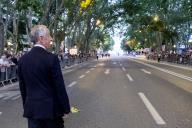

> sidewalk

[{"left": 131, "top": 55, "right": 192, "bottom": 71}]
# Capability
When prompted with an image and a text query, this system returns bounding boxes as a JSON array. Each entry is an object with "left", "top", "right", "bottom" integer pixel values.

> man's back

[
  {"left": 18, "top": 46, "right": 70, "bottom": 119},
  {"left": 20, "top": 47, "right": 54, "bottom": 98}
]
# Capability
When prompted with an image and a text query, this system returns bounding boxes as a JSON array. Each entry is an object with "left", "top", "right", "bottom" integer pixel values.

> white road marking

[
  {"left": 159, "top": 62, "right": 192, "bottom": 71},
  {"left": 79, "top": 75, "right": 85, "bottom": 79},
  {"left": 63, "top": 69, "right": 74, "bottom": 74},
  {"left": 93, "top": 65, "right": 97, "bottom": 68},
  {"left": 98, "top": 63, "right": 105, "bottom": 66},
  {"left": 0, "top": 93, "right": 10, "bottom": 99},
  {"left": 12, "top": 95, "right": 21, "bottom": 100},
  {"left": 90, "top": 68, "right": 95, "bottom": 70},
  {"left": 138, "top": 92, "right": 166, "bottom": 125},
  {"left": 122, "top": 67, "right": 126, "bottom": 71},
  {"left": 126, "top": 74, "right": 134, "bottom": 82},
  {"left": 68, "top": 81, "right": 77, "bottom": 88},
  {"left": 86, "top": 70, "right": 90, "bottom": 74},
  {"left": 105, "top": 69, "right": 110, "bottom": 74},
  {"left": 113, "top": 62, "right": 117, "bottom": 64},
  {"left": 83, "top": 63, "right": 88, "bottom": 66},
  {"left": 0, "top": 94, "right": 4, "bottom": 99},
  {"left": 132, "top": 59, "right": 192, "bottom": 82},
  {"left": 141, "top": 69, "right": 151, "bottom": 74},
  {"left": 3, "top": 93, "right": 19, "bottom": 100},
  {"left": 0, "top": 112, "right": 2, "bottom": 115}
]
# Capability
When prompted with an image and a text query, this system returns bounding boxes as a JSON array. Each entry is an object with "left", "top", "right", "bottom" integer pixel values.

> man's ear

[{"left": 38, "top": 36, "right": 44, "bottom": 42}]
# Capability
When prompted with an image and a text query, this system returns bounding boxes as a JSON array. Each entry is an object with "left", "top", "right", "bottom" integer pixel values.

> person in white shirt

[{"left": 0, "top": 55, "right": 9, "bottom": 81}]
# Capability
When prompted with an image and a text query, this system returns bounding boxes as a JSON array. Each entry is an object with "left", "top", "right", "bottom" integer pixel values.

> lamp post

[
  {"left": 96, "top": 20, "right": 101, "bottom": 26},
  {"left": 96, "top": 19, "right": 104, "bottom": 29},
  {"left": 173, "top": 44, "right": 176, "bottom": 53},
  {"left": 153, "top": 15, "right": 159, "bottom": 22},
  {"left": 153, "top": 15, "right": 162, "bottom": 51}
]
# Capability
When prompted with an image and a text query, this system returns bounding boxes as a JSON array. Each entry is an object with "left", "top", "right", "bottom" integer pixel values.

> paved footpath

[{"left": 132, "top": 55, "right": 192, "bottom": 71}]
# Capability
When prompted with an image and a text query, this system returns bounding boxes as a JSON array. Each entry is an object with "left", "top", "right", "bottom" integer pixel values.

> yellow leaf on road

[{"left": 71, "top": 107, "right": 80, "bottom": 113}]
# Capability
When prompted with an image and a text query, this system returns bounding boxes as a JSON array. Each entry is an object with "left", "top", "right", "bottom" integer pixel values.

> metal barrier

[
  {"left": 59, "top": 55, "right": 92, "bottom": 68},
  {"left": 0, "top": 65, "right": 17, "bottom": 87},
  {"left": 0, "top": 55, "right": 95, "bottom": 87},
  {"left": 147, "top": 54, "right": 192, "bottom": 66}
]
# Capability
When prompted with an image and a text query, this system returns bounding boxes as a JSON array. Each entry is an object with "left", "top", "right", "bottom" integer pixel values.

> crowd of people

[
  {"left": 147, "top": 52, "right": 192, "bottom": 65},
  {"left": 0, "top": 49, "right": 94, "bottom": 84},
  {"left": 0, "top": 52, "right": 24, "bottom": 82}
]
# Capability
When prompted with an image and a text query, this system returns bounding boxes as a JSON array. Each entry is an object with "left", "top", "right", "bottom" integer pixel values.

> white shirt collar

[{"left": 34, "top": 44, "right": 46, "bottom": 50}]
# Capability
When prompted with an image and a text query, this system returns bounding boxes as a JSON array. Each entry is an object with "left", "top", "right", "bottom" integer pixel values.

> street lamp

[
  {"left": 96, "top": 19, "right": 104, "bottom": 29},
  {"left": 7, "top": 41, "right": 13, "bottom": 46},
  {"left": 153, "top": 15, "right": 159, "bottom": 22},
  {"left": 96, "top": 20, "right": 101, "bottom": 26},
  {"left": 173, "top": 44, "right": 176, "bottom": 53}
]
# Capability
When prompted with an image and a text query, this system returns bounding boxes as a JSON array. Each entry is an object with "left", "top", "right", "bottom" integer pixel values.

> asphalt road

[{"left": 0, "top": 55, "right": 192, "bottom": 128}]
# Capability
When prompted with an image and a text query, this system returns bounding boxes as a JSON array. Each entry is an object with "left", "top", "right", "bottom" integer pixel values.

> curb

[
  {"left": 0, "top": 82, "right": 19, "bottom": 91},
  {"left": 131, "top": 55, "right": 192, "bottom": 71}
]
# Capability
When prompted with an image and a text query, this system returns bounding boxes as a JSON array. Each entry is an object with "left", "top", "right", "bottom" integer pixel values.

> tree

[
  {"left": 1, "top": 0, "right": 190, "bottom": 55},
  {"left": 121, "top": 39, "right": 132, "bottom": 52},
  {"left": 0, "top": 17, "right": 4, "bottom": 55},
  {"left": 116, "top": 0, "right": 191, "bottom": 51}
]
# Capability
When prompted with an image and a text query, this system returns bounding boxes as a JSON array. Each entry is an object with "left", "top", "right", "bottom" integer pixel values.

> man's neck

[{"left": 34, "top": 43, "right": 46, "bottom": 50}]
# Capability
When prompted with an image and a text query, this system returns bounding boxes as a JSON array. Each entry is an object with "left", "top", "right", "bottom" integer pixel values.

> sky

[
  {"left": 113, "top": 36, "right": 121, "bottom": 52},
  {"left": 189, "top": 35, "right": 192, "bottom": 42},
  {"left": 110, "top": 23, "right": 127, "bottom": 54}
]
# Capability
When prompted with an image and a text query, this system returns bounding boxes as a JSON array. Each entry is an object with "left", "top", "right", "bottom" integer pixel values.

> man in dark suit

[{"left": 18, "top": 25, "right": 70, "bottom": 128}]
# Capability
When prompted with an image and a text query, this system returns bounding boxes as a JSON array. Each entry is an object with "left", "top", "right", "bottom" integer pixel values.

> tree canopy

[{"left": 0, "top": 0, "right": 191, "bottom": 54}]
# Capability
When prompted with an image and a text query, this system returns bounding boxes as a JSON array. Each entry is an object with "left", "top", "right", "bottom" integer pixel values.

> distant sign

[{"left": 69, "top": 48, "right": 78, "bottom": 55}]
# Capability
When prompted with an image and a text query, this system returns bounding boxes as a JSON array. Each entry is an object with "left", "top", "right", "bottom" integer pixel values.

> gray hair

[{"left": 30, "top": 25, "right": 48, "bottom": 43}]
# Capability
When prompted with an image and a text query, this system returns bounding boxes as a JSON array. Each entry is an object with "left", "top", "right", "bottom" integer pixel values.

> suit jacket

[{"left": 18, "top": 46, "right": 70, "bottom": 119}]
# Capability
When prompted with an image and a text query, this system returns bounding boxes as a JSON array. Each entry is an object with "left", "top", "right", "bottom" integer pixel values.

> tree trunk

[
  {"left": 84, "top": 15, "right": 91, "bottom": 53},
  {"left": 13, "top": 12, "right": 19, "bottom": 54},
  {"left": 39, "top": 0, "right": 52, "bottom": 25},
  {"left": 50, "top": 0, "right": 65, "bottom": 53},
  {"left": 27, "top": 7, "right": 33, "bottom": 30},
  {"left": 0, "top": 20, "right": 4, "bottom": 55},
  {"left": 26, "top": 7, "right": 33, "bottom": 45}
]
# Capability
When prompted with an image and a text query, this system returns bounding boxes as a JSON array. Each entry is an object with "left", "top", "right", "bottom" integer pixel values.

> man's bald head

[
  {"left": 30, "top": 25, "right": 53, "bottom": 49},
  {"left": 30, "top": 25, "right": 50, "bottom": 43}
]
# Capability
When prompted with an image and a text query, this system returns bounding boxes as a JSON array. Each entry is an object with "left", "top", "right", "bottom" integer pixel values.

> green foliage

[
  {"left": 117, "top": 0, "right": 192, "bottom": 50},
  {"left": 1, "top": 0, "right": 191, "bottom": 54},
  {"left": 121, "top": 41, "right": 132, "bottom": 52},
  {"left": 16, "top": 0, "right": 43, "bottom": 15}
]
